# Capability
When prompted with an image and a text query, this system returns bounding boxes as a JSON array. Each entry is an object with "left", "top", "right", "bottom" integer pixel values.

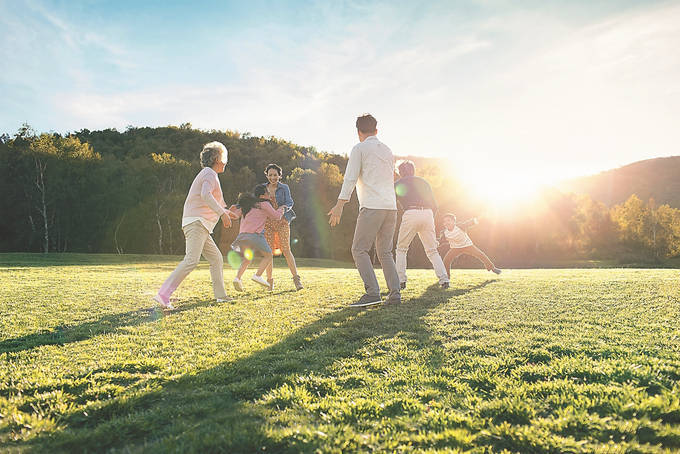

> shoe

[
  {"left": 153, "top": 294, "right": 175, "bottom": 311},
  {"left": 492, "top": 267, "right": 502, "bottom": 275},
  {"left": 251, "top": 274, "right": 270, "bottom": 289},
  {"left": 232, "top": 278, "right": 244, "bottom": 292},
  {"left": 349, "top": 294, "right": 382, "bottom": 307},
  {"left": 440, "top": 282, "right": 450, "bottom": 289},
  {"left": 267, "top": 278, "right": 274, "bottom": 291},
  {"left": 217, "top": 297, "right": 234, "bottom": 302},
  {"left": 292, "top": 275, "right": 303, "bottom": 291},
  {"left": 384, "top": 296, "right": 402, "bottom": 306},
  {"left": 400, "top": 282, "right": 406, "bottom": 290}
]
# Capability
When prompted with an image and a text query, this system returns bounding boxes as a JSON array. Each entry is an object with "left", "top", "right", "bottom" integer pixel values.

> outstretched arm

[{"left": 457, "top": 218, "right": 478, "bottom": 230}]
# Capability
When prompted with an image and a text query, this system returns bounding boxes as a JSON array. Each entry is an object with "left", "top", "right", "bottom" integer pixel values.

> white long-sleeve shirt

[
  {"left": 181, "top": 167, "right": 228, "bottom": 233},
  {"left": 338, "top": 136, "right": 397, "bottom": 210}
]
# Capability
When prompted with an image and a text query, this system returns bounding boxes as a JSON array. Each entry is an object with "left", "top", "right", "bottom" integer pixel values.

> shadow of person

[
  {"left": 25, "top": 279, "right": 497, "bottom": 452},
  {"left": 0, "top": 299, "right": 218, "bottom": 354}
]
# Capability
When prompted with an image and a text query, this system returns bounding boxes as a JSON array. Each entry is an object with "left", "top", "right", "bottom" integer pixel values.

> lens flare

[
  {"left": 227, "top": 250, "right": 242, "bottom": 269},
  {"left": 395, "top": 183, "right": 407, "bottom": 197},
  {"left": 244, "top": 248, "right": 254, "bottom": 261},
  {"left": 292, "top": 238, "right": 299, "bottom": 245}
]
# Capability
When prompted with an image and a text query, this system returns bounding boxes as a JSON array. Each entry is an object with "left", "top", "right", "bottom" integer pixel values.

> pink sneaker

[{"left": 153, "top": 294, "right": 175, "bottom": 310}]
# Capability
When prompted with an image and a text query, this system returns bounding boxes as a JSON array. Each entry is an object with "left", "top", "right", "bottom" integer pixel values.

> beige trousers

[{"left": 158, "top": 220, "right": 227, "bottom": 300}]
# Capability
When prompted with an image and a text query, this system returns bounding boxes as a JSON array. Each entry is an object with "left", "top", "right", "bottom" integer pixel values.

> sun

[{"left": 455, "top": 163, "right": 547, "bottom": 212}]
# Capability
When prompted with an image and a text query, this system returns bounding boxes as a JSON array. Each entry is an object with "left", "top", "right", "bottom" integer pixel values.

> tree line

[{"left": 1, "top": 125, "right": 678, "bottom": 266}]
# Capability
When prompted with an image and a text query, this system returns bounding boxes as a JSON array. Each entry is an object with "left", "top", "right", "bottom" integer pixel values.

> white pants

[{"left": 395, "top": 209, "right": 449, "bottom": 284}]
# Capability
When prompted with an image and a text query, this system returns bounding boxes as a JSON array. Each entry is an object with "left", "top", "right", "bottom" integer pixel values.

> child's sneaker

[
  {"left": 232, "top": 277, "right": 244, "bottom": 292},
  {"left": 251, "top": 274, "right": 270, "bottom": 289},
  {"left": 153, "top": 294, "right": 175, "bottom": 311},
  {"left": 217, "top": 296, "right": 234, "bottom": 302},
  {"left": 492, "top": 267, "right": 502, "bottom": 274}
]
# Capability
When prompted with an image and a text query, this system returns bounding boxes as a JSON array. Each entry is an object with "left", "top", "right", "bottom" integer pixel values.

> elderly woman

[
  {"left": 154, "top": 141, "right": 235, "bottom": 310},
  {"left": 261, "top": 163, "right": 303, "bottom": 290}
]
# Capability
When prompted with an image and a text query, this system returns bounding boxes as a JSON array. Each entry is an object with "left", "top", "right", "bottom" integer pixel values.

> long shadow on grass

[
  {"left": 0, "top": 300, "right": 214, "bottom": 354},
  {"left": 22, "top": 280, "right": 497, "bottom": 453}
]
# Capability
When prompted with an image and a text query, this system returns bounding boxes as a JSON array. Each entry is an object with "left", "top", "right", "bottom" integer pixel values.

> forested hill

[
  {"left": 3, "top": 125, "right": 680, "bottom": 264},
  {"left": 0, "top": 125, "right": 354, "bottom": 258},
  {"left": 558, "top": 156, "right": 680, "bottom": 207}
]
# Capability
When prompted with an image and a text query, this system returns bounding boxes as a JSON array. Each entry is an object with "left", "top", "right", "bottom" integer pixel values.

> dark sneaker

[
  {"left": 400, "top": 282, "right": 406, "bottom": 290},
  {"left": 492, "top": 267, "right": 502, "bottom": 275},
  {"left": 293, "top": 275, "right": 303, "bottom": 291},
  {"left": 349, "top": 294, "right": 382, "bottom": 307},
  {"left": 384, "top": 296, "right": 401, "bottom": 306},
  {"left": 440, "top": 282, "right": 450, "bottom": 289}
]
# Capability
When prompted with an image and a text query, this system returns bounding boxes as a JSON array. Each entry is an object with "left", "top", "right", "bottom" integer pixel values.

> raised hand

[{"left": 221, "top": 211, "right": 233, "bottom": 228}]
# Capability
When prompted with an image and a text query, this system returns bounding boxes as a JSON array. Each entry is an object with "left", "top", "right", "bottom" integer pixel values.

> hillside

[{"left": 559, "top": 156, "right": 680, "bottom": 207}]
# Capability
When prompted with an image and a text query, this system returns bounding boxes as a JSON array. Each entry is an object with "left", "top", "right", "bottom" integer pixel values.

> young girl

[
  {"left": 230, "top": 185, "right": 286, "bottom": 291},
  {"left": 441, "top": 213, "right": 501, "bottom": 278}
]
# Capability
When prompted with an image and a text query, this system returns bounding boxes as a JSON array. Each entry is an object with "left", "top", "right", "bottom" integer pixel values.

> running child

[
  {"left": 230, "top": 184, "right": 286, "bottom": 291},
  {"left": 441, "top": 213, "right": 501, "bottom": 277}
]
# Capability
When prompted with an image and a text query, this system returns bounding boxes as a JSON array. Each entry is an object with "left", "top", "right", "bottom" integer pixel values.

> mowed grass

[{"left": 1, "top": 254, "right": 679, "bottom": 453}]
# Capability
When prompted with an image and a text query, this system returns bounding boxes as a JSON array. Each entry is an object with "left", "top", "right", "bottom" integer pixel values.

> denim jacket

[{"left": 271, "top": 182, "right": 296, "bottom": 223}]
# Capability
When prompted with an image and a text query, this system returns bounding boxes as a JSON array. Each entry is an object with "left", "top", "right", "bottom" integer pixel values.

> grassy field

[{"left": 1, "top": 254, "right": 679, "bottom": 453}]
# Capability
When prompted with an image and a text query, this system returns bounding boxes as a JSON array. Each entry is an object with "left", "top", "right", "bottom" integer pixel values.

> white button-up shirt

[{"left": 338, "top": 136, "right": 397, "bottom": 210}]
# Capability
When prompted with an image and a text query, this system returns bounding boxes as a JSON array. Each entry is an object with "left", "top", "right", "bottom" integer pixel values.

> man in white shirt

[{"left": 328, "top": 114, "right": 401, "bottom": 306}]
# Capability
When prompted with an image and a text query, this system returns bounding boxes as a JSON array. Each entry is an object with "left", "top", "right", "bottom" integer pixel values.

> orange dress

[{"left": 263, "top": 188, "right": 291, "bottom": 255}]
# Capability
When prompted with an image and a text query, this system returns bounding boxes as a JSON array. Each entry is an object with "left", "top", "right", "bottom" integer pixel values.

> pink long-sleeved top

[
  {"left": 181, "top": 167, "right": 228, "bottom": 232},
  {"left": 231, "top": 201, "right": 283, "bottom": 234}
]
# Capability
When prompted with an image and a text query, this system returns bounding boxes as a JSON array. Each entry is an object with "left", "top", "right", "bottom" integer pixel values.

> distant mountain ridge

[{"left": 558, "top": 156, "right": 680, "bottom": 207}]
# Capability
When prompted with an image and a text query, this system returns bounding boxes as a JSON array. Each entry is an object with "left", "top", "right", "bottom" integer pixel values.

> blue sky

[{"left": 2, "top": 0, "right": 680, "bottom": 186}]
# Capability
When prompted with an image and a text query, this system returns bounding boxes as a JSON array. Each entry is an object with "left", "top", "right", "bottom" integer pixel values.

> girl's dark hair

[
  {"left": 237, "top": 184, "right": 269, "bottom": 217},
  {"left": 265, "top": 163, "right": 282, "bottom": 175},
  {"left": 254, "top": 184, "right": 267, "bottom": 198},
  {"left": 236, "top": 193, "right": 260, "bottom": 218}
]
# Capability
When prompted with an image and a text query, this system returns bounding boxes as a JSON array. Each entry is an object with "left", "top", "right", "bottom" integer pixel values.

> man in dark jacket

[{"left": 394, "top": 160, "right": 449, "bottom": 289}]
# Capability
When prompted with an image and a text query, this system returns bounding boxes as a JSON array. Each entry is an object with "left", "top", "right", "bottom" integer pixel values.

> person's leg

[
  {"left": 201, "top": 234, "right": 228, "bottom": 299},
  {"left": 265, "top": 262, "right": 273, "bottom": 280},
  {"left": 442, "top": 248, "right": 461, "bottom": 280},
  {"left": 255, "top": 251, "right": 274, "bottom": 276},
  {"left": 236, "top": 258, "right": 251, "bottom": 280},
  {"left": 262, "top": 225, "right": 275, "bottom": 281},
  {"left": 464, "top": 245, "right": 495, "bottom": 270},
  {"left": 395, "top": 211, "right": 418, "bottom": 285},
  {"left": 418, "top": 211, "right": 449, "bottom": 284},
  {"left": 157, "top": 221, "right": 208, "bottom": 301},
  {"left": 276, "top": 223, "right": 297, "bottom": 274},
  {"left": 351, "top": 208, "right": 383, "bottom": 297},
  {"left": 375, "top": 209, "right": 401, "bottom": 301}
]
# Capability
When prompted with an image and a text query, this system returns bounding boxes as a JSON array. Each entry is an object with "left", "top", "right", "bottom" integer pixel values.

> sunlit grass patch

[{"left": 1, "top": 255, "right": 679, "bottom": 452}]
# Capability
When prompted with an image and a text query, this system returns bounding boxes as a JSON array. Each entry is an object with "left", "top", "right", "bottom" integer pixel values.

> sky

[{"left": 2, "top": 0, "right": 680, "bottom": 187}]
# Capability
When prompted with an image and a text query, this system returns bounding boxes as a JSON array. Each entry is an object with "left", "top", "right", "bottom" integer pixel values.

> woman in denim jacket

[{"left": 261, "top": 164, "right": 303, "bottom": 290}]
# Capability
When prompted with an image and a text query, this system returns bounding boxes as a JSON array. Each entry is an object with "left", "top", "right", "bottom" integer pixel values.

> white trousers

[{"left": 395, "top": 209, "right": 449, "bottom": 284}]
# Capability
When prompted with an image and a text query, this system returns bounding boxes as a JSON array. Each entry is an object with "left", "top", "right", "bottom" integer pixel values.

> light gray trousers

[{"left": 351, "top": 208, "right": 401, "bottom": 299}]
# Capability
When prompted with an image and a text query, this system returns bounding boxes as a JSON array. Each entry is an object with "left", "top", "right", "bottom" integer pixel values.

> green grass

[{"left": 1, "top": 254, "right": 679, "bottom": 453}]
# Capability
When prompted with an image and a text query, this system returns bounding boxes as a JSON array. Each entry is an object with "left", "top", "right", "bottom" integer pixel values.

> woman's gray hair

[{"left": 200, "top": 141, "right": 228, "bottom": 167}]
